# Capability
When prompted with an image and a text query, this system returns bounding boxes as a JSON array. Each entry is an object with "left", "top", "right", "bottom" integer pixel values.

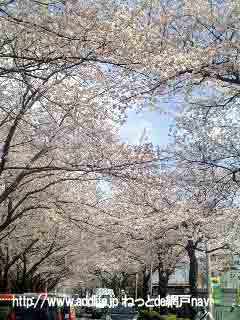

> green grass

[
  {"left": 138, "top": 310, "right": 190, "bottom": 320},
  {"left": 138, "top": 309, "right": 162, "bottom": 319}
]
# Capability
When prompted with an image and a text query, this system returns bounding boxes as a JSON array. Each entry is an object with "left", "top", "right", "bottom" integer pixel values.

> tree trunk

[
  {"left": 110, "top": 274, "right": 117, "bottom": 296},
  {"left": 120, "top": 274, "right": 128, "bottom": 293},
  {"left": 142, "top": 268, "right": 150, "bottom": 302},
  {"left": 0, "top": 268, "right": 9, "bottom": 292},
  {"left": 157, "top": 261, "right": 169, "bottom": 315},
  {"left": 186, "top": 240, "right": 198, "bottom": 320}
]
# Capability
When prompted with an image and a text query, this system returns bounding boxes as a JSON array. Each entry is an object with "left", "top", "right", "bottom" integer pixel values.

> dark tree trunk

[
  {"left": 158, "top": 271, "right": 169, "bottom": 298},
  {"left": 157, "top": 261, "right": 169, "bottom": 315},
  {"left": 142, "top": 268, "right": 150, "bottom": 302},
  {"left": 186, "top": 240, "right": 198, "bottom": 320},
  {"left": 0, "top": 268, "right": 9, "bottom": 292},
  {"left": 111, "top": 274, "right": 118, "bottom": 297},
  {"left": 120, "top": 274, "right": 128, "bottom": 293}
]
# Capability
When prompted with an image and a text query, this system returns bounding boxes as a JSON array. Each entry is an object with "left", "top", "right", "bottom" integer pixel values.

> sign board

[
  {"left": 211, "top": 277, "right": 222, "bottom": 305},
  {"left": 233, "top": 256, "right": 240, "bottom": 270},
  {"left": 219, "top": 255, "right": 240, "bottom": 289},
  {"left": 229, "top": 271, "right": 240, "bottom": 281}
]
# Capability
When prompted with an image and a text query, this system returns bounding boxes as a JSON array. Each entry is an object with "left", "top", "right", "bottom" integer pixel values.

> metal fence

[{"left": 213, "top": 305, "right": 240, "bottom": 320}]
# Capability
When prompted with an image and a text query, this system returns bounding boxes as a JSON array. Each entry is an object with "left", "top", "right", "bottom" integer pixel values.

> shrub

[
  {"left": 160, "top": 316, "right": 191, "bottom": 320},
  {"left": 138, "top": 310, "right": 191, "bottom": 320},
  {"left": 138, "top": 309, "right": 162, "bottom": 320},
  {"left": 159, "top": 315, "right": 176, "bottom": 320}
]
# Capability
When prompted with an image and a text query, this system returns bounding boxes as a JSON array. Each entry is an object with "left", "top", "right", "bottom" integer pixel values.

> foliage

[
  {"left": 235, "top": 288, "right": 240, "bottom": 306},
  {"left": 138, "top": 309, "right": 162, "bottom": 320},
  {"left": 138, "top": 310, "right": 190, "bottom": 320}
]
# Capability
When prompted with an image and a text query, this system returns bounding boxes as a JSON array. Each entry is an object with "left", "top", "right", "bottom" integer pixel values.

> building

[{"left": 150, "top": 254, "right": 240, "bottom": 297}]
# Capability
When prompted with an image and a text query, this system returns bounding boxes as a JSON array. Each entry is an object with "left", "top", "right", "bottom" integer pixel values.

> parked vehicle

[
  {"left": 110, "top": 304, "right": 138, "bottom": 320},
  {"left": 0, "top": 294, "right": 76, "bottom": 320},
  {"left": 90, "top": 288, "right": 115, "bottom": 319}
]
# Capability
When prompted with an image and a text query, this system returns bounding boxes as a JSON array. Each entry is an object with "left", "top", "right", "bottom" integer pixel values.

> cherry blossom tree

[
  {"left": 101, "top": 169, "right": 185, "bottom": 300},
  {"left": 0, "top": 0, "right": 169, "bottom": 248},
  {"left": 0, "top": 205, "right": 74, "bottom": 292},
  {"left": 1, "top": 1, "right": 240, "bottom": 304}
]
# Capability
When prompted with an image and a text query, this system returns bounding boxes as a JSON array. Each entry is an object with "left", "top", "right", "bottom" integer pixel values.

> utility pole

[
  {"left": 149, "top": 239, "right": 154, "bottom": 297},
  {"left": 135, "top": 272, "right": 138, "bottom": 300},
  {"left": 150, "top": 260, "right": 153, "bottom": 297}
]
